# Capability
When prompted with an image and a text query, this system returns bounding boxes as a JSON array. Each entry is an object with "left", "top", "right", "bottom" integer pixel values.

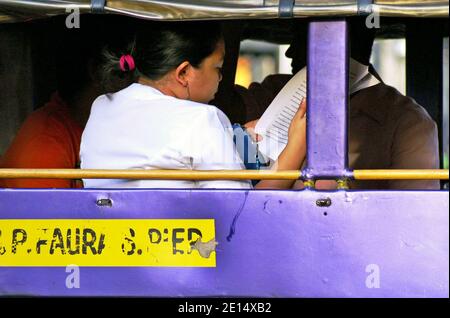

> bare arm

[{"left": 254, "top": 99, "right": 307, "bottom": 189}]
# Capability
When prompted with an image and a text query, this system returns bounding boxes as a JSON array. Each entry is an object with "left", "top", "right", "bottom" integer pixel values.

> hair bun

[{"left": 119, "top": 55, "right": 135, "bottom": 72}]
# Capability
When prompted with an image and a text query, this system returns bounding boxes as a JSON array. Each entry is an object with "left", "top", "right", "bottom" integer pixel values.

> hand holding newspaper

[{"left": 254, "top": 58, "right": 380, "bottom": 161}]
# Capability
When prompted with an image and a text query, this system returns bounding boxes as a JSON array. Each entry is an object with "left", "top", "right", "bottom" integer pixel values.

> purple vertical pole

[{"left": 305, "top": 20, "right": 349, "bottom": 179}]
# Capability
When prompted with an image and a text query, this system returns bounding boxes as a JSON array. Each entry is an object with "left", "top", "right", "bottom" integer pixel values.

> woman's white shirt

[{"left": 80, "top": 83, "right": 252, "bottom": 189}]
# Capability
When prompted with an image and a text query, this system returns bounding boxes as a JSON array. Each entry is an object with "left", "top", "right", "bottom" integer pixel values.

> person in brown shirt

[{"left": 215, "top": 19, "right": 440, "bottom": 190}]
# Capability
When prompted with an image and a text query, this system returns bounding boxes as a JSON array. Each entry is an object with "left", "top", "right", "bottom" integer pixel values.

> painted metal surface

[
  {"left": 0, "top": 11, "right": 447, "bottom": 301},
  {"left": 0, "top": 188, "right": 448, "bottom": 297},
  {"left": 306, "top": 20, "right": 349, "bottom": 179},
  {"left": 0, "top": 0, "right": 448, "bottom": 24},
  {"left": 374, "top": 0, "right": 449, "bottom": 17}
]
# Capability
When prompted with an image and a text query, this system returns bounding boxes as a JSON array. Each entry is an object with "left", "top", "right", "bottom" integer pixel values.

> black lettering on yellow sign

[
  {"left": 173, "top": 228, "right": 184, "bottom": 255},
  {"left": 4, "top": 228, "right": 107, "bottom": 256},
  {"left": 0, "top": 230, "right": 5, "bottom": 255},
  {"left": 187, "top": 228, "right": 202, "bottom": 255},
  {"left": 67, "top": 229, "right": 81, "bottom": 255},
  {"left": 148, "top": 229, "right": 161, "bottom": 244},
  {"left": 36, "top": 236, "right": 48, "bottom": 254},
  {"left": 82, "top": 228, "right": 106, "bottom": 255},
  {"left": 0, "top": 220, "right": 216, "bottom": 267},
  {"left": 122, "top": 228, "right": 136, "bottom": 255},
  {"left": 140, "top": 228, "right": 204, "bottom": 256},
  {"left": 1, "top": 226, "right": 204, "bottom": 256},
  {"left": 36, "top": 228, "right": 107, "bottom": 255},
  {"left": 50, "top": 228, "right": 65, "bottom": 255},
  {"left": 12, "top": 229, "right": 27, "bottom": 253}
]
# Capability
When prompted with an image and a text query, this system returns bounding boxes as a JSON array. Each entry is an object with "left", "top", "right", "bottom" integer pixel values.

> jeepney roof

[{"left": 0, "top": 0, "right": 448, "bottom": 24}]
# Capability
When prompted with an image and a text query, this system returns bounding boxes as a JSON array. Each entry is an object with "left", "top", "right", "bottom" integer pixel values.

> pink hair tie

[{"left": 119, "top": 54, "right": 135, "bottom": 72}]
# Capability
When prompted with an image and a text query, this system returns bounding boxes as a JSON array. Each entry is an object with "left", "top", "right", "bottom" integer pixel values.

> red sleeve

[{"left": 0, "top": 134, "right": 75, "bottom": 189}]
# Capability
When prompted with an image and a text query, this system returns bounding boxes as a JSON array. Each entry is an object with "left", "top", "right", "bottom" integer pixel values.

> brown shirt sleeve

[{"left": 389, "top": 104, "right": 440, "bottom": 190}]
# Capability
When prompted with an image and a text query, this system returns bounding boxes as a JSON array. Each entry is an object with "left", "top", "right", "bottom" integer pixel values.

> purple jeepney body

[
  {"left": 0, "top": 188, "right": 448, "bottom": 297},
  {"left": 0, "top": 20, "right": 448, "bottom": 297}
]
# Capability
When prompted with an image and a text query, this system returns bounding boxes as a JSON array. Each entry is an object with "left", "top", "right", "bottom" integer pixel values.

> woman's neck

[{"left": 138, "top": 76, "right": 176, "bottom": 98}]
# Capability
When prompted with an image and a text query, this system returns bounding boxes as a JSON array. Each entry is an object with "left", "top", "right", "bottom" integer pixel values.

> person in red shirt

[
  {"left": 0, "top": 18, "right": 107, "bottom": 188},
  {"left": 0, "top": 92, "right": 83, "bottom": 188}
]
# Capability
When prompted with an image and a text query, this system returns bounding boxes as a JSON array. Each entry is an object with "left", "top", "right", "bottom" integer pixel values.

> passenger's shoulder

[
  {"left": 257, "top": 74, "right": 292, "bottom": 91},
  {"left": 363, "top": 83, "right": 436, "bottom": 126},
  {"left": 182, "top": 102, "right": 232, "bottom": 132},
  {"left": 261, "top": 74, "right": 292, "bottom": 85},
  {"left": 195, "top": 103, "right": 232, "bottom": 128},
  {"left": 385, "top": 85, "right": 435, "bottom": 125},
  {"left": 90, "top": 93, "right": 115, "bottom": 110},
  {"left": 18, "top": 102, "right": 70, "bottom": 136}
]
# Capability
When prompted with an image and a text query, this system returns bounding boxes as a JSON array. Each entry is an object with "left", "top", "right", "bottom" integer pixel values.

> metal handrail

[
  {"left": 353, "top": 169, "right": 449, "bottom": 180},
  {"left": 0, "top": 0, "right": 448, "bottom": 24},
  {"left": 0, "top": 168, "right": 448, "bottom": 180}
]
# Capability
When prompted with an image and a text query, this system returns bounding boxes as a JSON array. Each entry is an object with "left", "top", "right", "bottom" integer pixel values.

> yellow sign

[{"left": 0, "top": 219, "right": 216, "bottom": 267}]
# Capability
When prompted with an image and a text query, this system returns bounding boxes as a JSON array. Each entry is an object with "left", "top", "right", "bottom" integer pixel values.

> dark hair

[
  {"left": 348, "top": 17, "right": 377, "bottom": 65},
  {"left": 288, "top": 17, "right": 377, "bottom": 69},
  {"left": 98, "top": 21, "right": 223, "bottom": 92},
  {"left": 54, "top": 15, "right": 106, "bottom": 103}
]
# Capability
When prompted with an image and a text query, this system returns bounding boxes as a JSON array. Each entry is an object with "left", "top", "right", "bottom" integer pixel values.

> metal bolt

[
  {"left": 96, "top": 198, "right": 112, "bottom": 207},
  {"left": 303, "top": 179, "right": 315, "bottom": 189},
  {"left": 336, "top": 179, "right": 349, "bottom": 190},
  {"left": 316, "top": 198, "right": 332, "bottom": 207}
]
